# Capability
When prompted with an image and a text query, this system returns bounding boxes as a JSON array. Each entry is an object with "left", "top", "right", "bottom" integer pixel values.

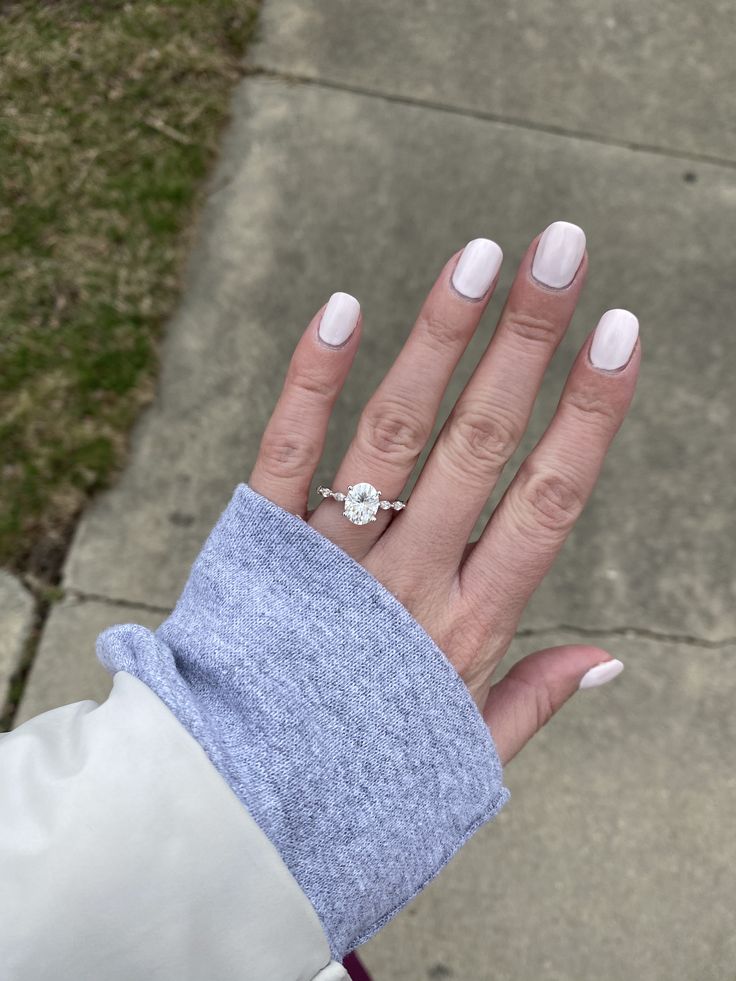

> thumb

[{"left": 482, "top": 645, "right": 624, "bottom": 765}]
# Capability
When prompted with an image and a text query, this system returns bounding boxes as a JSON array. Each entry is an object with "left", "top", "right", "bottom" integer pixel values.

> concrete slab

[
  {"left": 360, "top": 632, "right": 736, "bottom": 981},
  {"left": 249, "top": 0, "right": 736, "bottom": 163},
  {"left": 14, "top": 598, "right": 164, "bottom": 726},
  {"left": 65, "top": 79, "right": 736, "bottom": 642},
  {"left": 0, "top": 571, "right": 34, "bottom": 713}
]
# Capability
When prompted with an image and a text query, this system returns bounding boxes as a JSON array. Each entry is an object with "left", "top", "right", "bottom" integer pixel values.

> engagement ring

[{"left": 316, "top": 482, "right": 406, "bottom": 525}]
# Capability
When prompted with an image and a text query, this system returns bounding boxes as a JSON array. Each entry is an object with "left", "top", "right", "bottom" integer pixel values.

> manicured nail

[
  {"left": 578, "top": 659, "right": 625, "bottom": 690},
  {"left": 318, "top": 292, "right": 360, "bottom": 346},
  {"left": 451, "top": 238, "right": 503, "bottom": 300},
  {"left": 532, "top": 221, "right": 586, "bottom": 289},
  {"left": 589, "top": 309, "right": 639, "bottom": 370}
]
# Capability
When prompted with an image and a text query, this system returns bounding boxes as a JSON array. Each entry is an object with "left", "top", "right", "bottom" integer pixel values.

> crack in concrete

[
  {"left": 1, "top": 592, "right": 52, "bottom": 731},
  {"left": 244, "top": 65, "right": 736, "bottom": 173},
  {"left": 65, "top": 589, "right": 171, "bottom": 617},
  {"left": 63, "top": 588, "right": 736, "bottom": 650},
  {"left": 516, "top": 623, "right": 736, "bottom": 650}
]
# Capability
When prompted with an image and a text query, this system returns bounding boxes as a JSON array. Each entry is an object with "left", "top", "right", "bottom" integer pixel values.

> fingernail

[
  {"left": 531, "top": 221, "right": 586, "bottom": 289},
  {"left": 578, "top": 658, "right": 625, "bottom": 690},
  {"left": 318, "top": 292, "right": 360, "bottom": 346},
  {"left": 451, "top": 238, "right": 503, "bottom": 300},
  {"left": 589, "top": 309, "right": 639, "bottom": 370}
]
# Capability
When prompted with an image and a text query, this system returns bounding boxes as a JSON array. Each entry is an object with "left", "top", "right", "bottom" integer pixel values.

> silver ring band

[{"left": 317, "top": 481, "right": 406, "bottom": 525}]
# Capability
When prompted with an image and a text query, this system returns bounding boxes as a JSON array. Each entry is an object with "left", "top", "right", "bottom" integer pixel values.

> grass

[{"left": 0, "top": 0, "right": 259, "bottom": 580}]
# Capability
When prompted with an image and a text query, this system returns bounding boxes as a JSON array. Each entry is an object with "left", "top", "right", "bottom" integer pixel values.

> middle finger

[{"left": 380, "top": 221, "right": 587, "bottom": 569}]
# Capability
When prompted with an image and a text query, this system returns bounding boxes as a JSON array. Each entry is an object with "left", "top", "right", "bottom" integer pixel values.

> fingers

[
  {"left": 383, "top": 222, "right": 587, "bottom": 567},
  {"left": 248, "top": 293, "right": 361, "bottom": 516},
  {"left": 308, "top": 239, "right": 503, "bottom": 557},
  {"left": 462, "top": 309, "right": 641, "bottom": 637},
  {"left": 482, "top": 645, "right": 624, "bottom": 765}
]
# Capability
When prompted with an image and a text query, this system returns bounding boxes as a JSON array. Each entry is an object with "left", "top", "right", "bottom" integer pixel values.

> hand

[{"left": 248, "top": 223, "right": 640, "bottom": 764}]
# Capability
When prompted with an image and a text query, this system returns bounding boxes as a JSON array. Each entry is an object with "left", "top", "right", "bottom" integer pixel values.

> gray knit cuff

[{"left": 98, "top": 483, "right": 509, "bottom": 958}]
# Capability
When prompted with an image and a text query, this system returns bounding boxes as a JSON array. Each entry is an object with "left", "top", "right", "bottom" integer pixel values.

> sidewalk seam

[
  {"left": 67, "top": 588, "right": 736, "bottom": 650},
  {"left": 244, "top": 65, "right": 736, "bottom": 173},
  {"left": 1, "top": 592, "right": 49, "bottom": 731},
  {"left": 516, "top": 623, "right": 736, "bottom": 650},
  {"left": 65, "top": 589, "right": 171, "bottom": 616}
]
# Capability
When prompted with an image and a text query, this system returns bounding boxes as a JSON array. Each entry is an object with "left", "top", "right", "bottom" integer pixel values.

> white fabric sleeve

[{"left": 0, "top": 672, "right": 348, "bottom": 981}]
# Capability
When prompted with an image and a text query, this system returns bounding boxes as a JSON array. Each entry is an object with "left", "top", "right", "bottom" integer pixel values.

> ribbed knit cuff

[{"left": 98, "top": 483, "right": 509, "bottom": 958}]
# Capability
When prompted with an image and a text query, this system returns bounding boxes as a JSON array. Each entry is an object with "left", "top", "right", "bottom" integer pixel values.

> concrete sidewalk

[{"left": 15, "top": 2, "right": 736, "bottom": 978}]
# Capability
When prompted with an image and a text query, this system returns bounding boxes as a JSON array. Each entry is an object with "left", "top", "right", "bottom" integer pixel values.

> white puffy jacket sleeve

[{"left": 0, "top": 673, "right": 347, "bottom": 981}]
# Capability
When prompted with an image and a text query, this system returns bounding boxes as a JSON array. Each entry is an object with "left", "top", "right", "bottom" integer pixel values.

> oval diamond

[{"left": 343, "top": 482, "right": 380, "bottom": 525}]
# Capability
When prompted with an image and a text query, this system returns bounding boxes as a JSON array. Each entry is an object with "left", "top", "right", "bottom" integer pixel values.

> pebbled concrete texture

[
  {"left": 248, "top": 0, "right": 736, "bottom": 163},
  {"left": 63, "top": 79, "right": 736, "bottom": 640},
  {"left": 0, "top": 571, "right": 34, "bottom": 714},
  {"left": 360, "top": 632, "right": 736, "bottom": 981},
  {"left": 15, "top": 598, "right": 163, "bottom": 726}
]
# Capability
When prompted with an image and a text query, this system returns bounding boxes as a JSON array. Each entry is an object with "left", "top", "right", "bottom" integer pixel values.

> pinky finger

[
  {"left": 483, "top": 645, "right": 624, "bottom": 765},
  {"left": 248, "top": 292, "right": 361, "bottom": 516}
]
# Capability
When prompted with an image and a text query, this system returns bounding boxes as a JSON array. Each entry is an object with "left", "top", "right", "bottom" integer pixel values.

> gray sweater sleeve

[{"left": 97, "top": 483, "right": 509, "bottom": 959}]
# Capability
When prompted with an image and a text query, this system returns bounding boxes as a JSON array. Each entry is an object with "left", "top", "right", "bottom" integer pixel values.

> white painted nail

[
  {"left": 589, "top": 309, "right": 639, "bottom": 370},
  {"left": 318, "top": 292, "right": 360, "bottom": 346},
  {"left": 451, "top": 238, "right": 503, "bottom": 300},
  {"left": 532, "top": 220, "right": 586, "bottom": 289},
  {"left": 578, "top": 659, "right": 625, "bottom": 690}
]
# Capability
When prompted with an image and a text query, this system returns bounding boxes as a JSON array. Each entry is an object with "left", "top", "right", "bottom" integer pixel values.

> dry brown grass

[{"left": 0, "top": 0, "right": 259, "bottom": 578}]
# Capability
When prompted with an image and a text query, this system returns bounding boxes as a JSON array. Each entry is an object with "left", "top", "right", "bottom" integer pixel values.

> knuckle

[
  {"left": 258, "top": 428, "right": 320, "bottom": 479},
  {"left": 502, "top": 309, "right": 560, "bottom": 347},
  {"left": 418, "top": 311, "right": 461, "bottom": 350},
  {"left": 565, "top": 384, "right": 619, "bottom": 429},
  {"left": 536, "top": 684, "right": 554, "bottom": 729},
  {"left": 443, "top": 406, "right": 520, "bottom": 477},
  {"left": 358, "top": 398, "right": 429, "bottom": 465},
  {"left": 508, "top": 674, "right": 554, "bottom": 732},
  {"left": 517, "top": 465, "right": 585, "bottom": 534},
  {"left": 528, "top": 676, "right": 555, "bottom": 730},
  {"left": 286, "top": 363, "right": 336, "bottom": 402}
]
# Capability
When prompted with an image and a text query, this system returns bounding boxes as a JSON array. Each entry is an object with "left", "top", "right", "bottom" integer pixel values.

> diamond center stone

[{"left": 343, "top": 482, "right": 380, "bottom": 525}]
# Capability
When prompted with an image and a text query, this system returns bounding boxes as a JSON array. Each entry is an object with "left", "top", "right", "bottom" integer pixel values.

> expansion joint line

[
  {"left": 66, "top": 589, "right": 171, "bottom": 616},
  {"left": 67, "top": 590, "right": 735, "bottom": 650},
  {"left": 516, "top": 623, "right": 736, "bottom": 650},
  {"left": 244, "top": 64, "right": 736, "bottom": 172}
]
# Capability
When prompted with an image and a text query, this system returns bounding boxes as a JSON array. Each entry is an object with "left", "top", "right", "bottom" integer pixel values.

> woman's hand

[{"left": 248, "top": 222, "right": 640, "bottom": 765}]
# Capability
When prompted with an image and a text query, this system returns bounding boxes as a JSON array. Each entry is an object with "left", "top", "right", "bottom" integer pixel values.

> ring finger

[{"left": 309, "top": 237, "right": 504, "bottom": 557}]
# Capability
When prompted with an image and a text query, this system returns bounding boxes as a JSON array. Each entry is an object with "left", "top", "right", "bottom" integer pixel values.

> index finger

[{"left": 248, "top": 293, "right": 362, "bottom": 516}]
